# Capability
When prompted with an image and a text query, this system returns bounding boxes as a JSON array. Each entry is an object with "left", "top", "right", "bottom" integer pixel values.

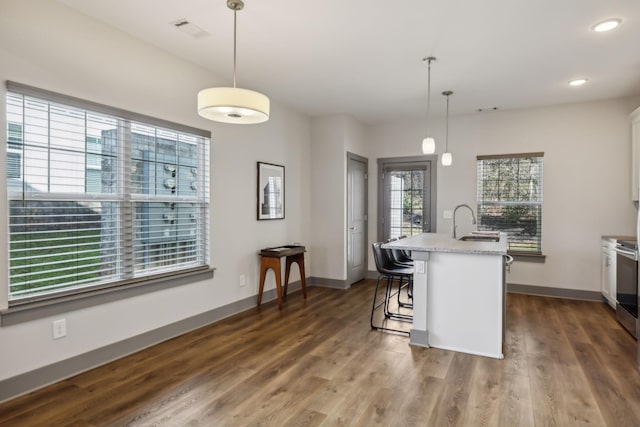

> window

[
  {"left": 6, "top": 82, "right": 210, "bottom": 304},
  {"left": 477, "top": 153, "right": 543, "bottom": 254}
]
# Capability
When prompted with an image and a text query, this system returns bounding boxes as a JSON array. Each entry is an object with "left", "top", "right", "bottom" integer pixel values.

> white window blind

[
  {"left": 6, "top": 82, "right": 210, "bottom": 303},
  {"left": 477, "top": 153, "right": 543, "bottom": 254}
]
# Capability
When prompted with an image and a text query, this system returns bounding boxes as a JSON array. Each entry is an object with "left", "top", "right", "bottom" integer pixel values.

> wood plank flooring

[{"left": 1, "top": 280, "right": 640, "bottom": 426}]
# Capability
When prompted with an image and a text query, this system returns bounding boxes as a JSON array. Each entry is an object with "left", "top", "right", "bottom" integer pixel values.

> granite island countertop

[
  {"left": 601, "top": 235, "right": 635, "bottom": 242},
  {"left": 383, "top": 232, "right": 508, "bottom": 256}
]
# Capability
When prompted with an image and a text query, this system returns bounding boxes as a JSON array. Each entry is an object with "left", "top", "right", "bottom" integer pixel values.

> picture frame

[{"left": 257, "top": 162, "right": 285, "bottom": 220}]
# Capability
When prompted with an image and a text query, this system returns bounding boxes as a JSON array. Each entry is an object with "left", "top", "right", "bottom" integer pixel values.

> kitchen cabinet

[
  {"left": 601, "top": 237, "right": 617, "bottom": 308},
  {"left": 632, "top": 106, "right": 640, "bottom": 201}
]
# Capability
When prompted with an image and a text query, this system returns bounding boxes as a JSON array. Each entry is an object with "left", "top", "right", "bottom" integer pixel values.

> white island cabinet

[{"left": 384, "top": 233, "right": 508, "bottom": 359}]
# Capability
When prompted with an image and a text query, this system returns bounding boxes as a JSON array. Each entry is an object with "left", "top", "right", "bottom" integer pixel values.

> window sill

[
  {"left": 0, "top": 267, "right": 215, "bottom": 326},
  {"left": 509, "top": 252, "right": 546, "bottom": 263}
]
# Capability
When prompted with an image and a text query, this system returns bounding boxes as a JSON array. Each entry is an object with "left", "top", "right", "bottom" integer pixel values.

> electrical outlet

[
  {"left": 239, "top": 274, "right": 246, "bottom": 287},
  {"left": 52, "top": 319, "right": 67, "bottom": 339},
  {"left": 443, "top": 210, "right": 453, "bottom": 219}
]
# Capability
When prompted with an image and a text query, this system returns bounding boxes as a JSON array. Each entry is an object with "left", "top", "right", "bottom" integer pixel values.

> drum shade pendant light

[
  {"left": 197, "top": 0, "right": 269, "bottom": 124},
  {"left": 441, "top": 91, "right": 453, "bottom": 166},
  {"left": 421, "top": 57, "right": 436, "bottom": 154}
]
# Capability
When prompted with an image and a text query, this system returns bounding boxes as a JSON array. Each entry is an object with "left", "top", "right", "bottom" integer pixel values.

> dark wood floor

[{"left": 1, "top": 280, "right": 640, "bottom": 426}]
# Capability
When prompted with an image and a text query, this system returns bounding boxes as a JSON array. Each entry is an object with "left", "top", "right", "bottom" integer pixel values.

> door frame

[
  {"left": 346, "top": 152, "right": 368, "bottom": 285},
  {"left": 377, "top": 155, "right": 438, "bottom": 242}
]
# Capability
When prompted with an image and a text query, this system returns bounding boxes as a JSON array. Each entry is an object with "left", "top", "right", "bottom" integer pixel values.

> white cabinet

[
  {"left": 632, "top": 106, "right": 640, "bottom": 201},
  {"left": 601, "top": 238, "right": 617, "bottom": 308}
]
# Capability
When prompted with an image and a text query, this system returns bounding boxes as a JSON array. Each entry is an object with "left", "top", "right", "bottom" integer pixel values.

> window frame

[
  {"left": 2, "top": 82, "right": 212, "bottom": 323},
  {"left": 476, "top": 152, "right": 544, "bottom": 257}
]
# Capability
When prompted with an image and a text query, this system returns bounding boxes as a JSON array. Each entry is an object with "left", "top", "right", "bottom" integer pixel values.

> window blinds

[
  {"left": 476, "top": 153, "right": 543, "bottom": 254},
  {"left": 6, "top": 83, "right": 210, "bottom": 303}
]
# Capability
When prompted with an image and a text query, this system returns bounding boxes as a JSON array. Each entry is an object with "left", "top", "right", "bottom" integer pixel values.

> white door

[{"left": 347, "top": 153, "right": 368, "bottom": 286}]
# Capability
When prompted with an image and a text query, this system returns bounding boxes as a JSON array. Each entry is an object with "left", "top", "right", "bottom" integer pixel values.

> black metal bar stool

[
  {"left": 370, "top": 242, "right": 413, "bottom": 335},
  {"left": 385, "top": 237, "right": 413, "bottom": 308}
]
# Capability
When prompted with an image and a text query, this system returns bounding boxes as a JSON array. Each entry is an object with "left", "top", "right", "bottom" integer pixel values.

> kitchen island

[{"left": 383, "top": 233, "right": 508, "bottom": 359}]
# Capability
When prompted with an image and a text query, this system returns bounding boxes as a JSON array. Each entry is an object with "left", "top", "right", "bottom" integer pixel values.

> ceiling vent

[{"left": 170, "top": 19, "right": 210, "bottom": 38}]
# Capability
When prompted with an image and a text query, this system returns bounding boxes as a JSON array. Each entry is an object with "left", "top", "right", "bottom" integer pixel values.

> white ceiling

[{"left": 57, "top": 0, "right": 640, "bottom": 124}]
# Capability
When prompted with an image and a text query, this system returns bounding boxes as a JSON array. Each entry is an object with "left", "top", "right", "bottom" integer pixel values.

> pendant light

[
  {"left": 197, "top": 0, "right": 270, "bottom": 124},
  {"left": 441, "top": 91, "right": 453, "bottom": 166},
  {"left": 421, "top": 57, "right": 436, "bottom": 154}
]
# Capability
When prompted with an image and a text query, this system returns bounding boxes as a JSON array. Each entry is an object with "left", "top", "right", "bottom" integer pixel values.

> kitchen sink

[{"left": 458, "top": 235, "right": 500, "bottom": 242}]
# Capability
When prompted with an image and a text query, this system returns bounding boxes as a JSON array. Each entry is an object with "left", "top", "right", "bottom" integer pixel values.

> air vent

[{"left": 170, "top": 19, "right": 209, "bottom": 38}]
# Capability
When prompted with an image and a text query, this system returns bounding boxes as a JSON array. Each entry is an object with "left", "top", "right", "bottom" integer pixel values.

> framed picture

[{"left": 257, "top": 162, "right": 285, "bottom": 220}]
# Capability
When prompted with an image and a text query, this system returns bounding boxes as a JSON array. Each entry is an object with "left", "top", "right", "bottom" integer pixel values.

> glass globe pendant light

[
  {"left": 421, "top": 57, "right": 436, "bottom": 154},
  {"left": 441, "top": 91, "right": 453, "bottom": 166},
  {"left": 197, "top": 0, "right": 270, "bottom": 124}
]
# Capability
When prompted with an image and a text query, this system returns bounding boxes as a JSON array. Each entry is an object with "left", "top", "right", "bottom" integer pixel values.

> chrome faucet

[{"left": 452, "top": 204, "right": 477, "bottom": 238}]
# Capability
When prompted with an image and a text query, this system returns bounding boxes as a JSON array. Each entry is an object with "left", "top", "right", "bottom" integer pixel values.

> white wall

[
  {"left": 368, "top": 96, "right": 640, "bottom": 291},
  {"left": 0, "top": 0, "right": 311, "bottom": 381},
  {"left": 309, "top": 115, "right": 369, "bottom": 282},
  {"left": 310, "top": 115, "right": 348, "bottom": 280}
]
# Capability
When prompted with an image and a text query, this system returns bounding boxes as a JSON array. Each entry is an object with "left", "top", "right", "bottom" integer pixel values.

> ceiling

[{"left": 57, "top": 0, "right": 640, "bottom": 124}]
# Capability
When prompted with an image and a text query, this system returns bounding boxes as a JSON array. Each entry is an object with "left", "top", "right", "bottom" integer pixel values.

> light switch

[
  {"left": 443, "top": 210, "right": 453, "bottom": 219},
  {"left": 415, "top": 260, "right": 425, "bottom": 274}
]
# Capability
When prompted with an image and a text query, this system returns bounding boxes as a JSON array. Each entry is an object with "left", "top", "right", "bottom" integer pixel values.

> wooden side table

[{"left": 258, "top": 245, "right": 307, "bottom": 309}]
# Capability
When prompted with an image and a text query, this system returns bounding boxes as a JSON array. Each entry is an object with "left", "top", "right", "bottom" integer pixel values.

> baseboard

[
  {"left": 309, "top": 272, "right": 377, "bottom": 288},
  {"left": 309, "top": 276, "right": 349, "bottom": 290},
  {"left": 507, "top": 282, "right": 601, "bottom": 301},
  {"left": 0, "top": 281, "right": 303, "bottom": 404}
]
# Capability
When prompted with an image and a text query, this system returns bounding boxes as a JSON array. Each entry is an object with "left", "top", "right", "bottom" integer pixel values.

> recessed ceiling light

[
  {"left": 592, "top": 19, "right": 621, "bottom": 32},
  {"left": 569, "top": 79, "right": 588, "bottom": 87}
]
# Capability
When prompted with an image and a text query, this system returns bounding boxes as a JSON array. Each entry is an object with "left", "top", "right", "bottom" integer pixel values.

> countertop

[
  {"left": 602, "top": 235, "right": 635, "bottom": 242},
  {"left": 383, "top": 232, "right": 508, "bottom": 256}
]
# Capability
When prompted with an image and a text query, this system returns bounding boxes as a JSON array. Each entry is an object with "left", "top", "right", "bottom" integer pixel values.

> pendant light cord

[
  {"left": 445, "top": 93, "right": 449, "bottom": 152},
  {"left": 233, "top": 9, "right": 237, "bottom": 88},
  {"left": 424, "top": 57, "right": 436, "bottom": 136},
  {"left": 426, "top": 60, "right": 431, "bottom": 134}
]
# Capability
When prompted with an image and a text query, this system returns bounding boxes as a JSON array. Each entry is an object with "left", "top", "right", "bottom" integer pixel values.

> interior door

[{"left": 347, "top": 153, "right": 368, "bottom": 286}]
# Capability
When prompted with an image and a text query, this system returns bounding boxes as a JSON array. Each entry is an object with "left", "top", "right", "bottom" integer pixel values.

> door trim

[{"left": 347, "top": 152, "right": 368, "bottom": 286}]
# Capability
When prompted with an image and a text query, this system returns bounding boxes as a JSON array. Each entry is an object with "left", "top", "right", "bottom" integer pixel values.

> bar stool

[
  {"left": 370, "top": 242, "right": 413, "bottom": 335},
  {"left": 385, "top": 237, "right": 413, "bottom": 308}
]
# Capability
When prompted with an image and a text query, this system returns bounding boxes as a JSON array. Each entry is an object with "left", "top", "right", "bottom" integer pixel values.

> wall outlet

[
  {"left": 52, "top": 318, "right": 67, "bottom": 339},
  {"left": 239, "top": 274, "right": 246, "bottom": 287},
  {"left": 443, "top": 210, "right": 453, "bottom": 219}
]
